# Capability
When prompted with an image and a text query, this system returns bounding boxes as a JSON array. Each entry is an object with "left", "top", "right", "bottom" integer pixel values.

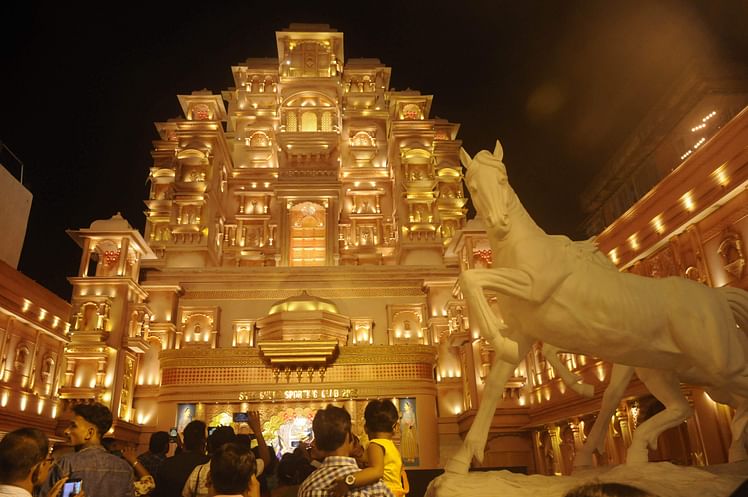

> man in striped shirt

[{"left": 299, "top": 405, "right": 393, "bottom": 497}]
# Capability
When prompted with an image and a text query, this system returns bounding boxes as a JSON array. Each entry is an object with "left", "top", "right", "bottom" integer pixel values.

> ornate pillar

[
  {"left": 27, "top": 330, "right": 41, "bottom": 390},
  {"left": 78, "top": 238, "right": 92, "bottom": 277},
  {"left": 547, "top": 424, "right": 563, "bottom": 475},
  {"left": 117, "top": 238, "right": 130, "bottom": 276}
]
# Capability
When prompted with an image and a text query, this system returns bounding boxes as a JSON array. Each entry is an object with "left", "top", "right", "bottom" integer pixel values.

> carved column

[
  {"left": 117, "top": 238, "right": 130, "bottom": 277},
  {"left": 78, "top": 238, "right": 92, "bottom": 277}
]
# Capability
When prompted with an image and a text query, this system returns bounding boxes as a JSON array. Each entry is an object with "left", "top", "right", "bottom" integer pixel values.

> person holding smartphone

[
  {"left": 0, "top": 427, "right": 83, "bottom": 497},
  {"left": 40, "top": 403, "right": 134, "bottom": 497}
]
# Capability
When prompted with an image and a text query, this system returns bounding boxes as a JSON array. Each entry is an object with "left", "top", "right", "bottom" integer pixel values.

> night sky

[{"left": 2, "top": 1, "right": 747, "bottom": 299}]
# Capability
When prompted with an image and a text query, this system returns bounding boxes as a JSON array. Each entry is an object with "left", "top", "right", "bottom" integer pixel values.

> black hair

[
  {"left": 183, "top": 420, "right": 207, "bottom": 451},
  {"left": 207, "top": 426, "right": 236, "bottom": 455},
  {"left": 73, "top": 402, "right": 113, "bottom": 439},
  {"left": 0, "top": 428, "right": 48, "bottom": 483},
  {"left": 101, "top": 437, "right": 117, "bottom": 451},
  {"left": 276, "top": 452, "right": 315, "bottom": 486},
  {"left": 364, "top": 399, "right": 399, "bottom": 433},
  {"left": 312, "top": 405, "right": 351, "bottom": 452},
  {"left": 564, "top": 483, "right": 657, "bottom": 497},
  {"left": 235, "top": 433, "right": 252, "bottom": 447},
  {"left": 149, "top": 431, "right": 170, "bottom": 454},
  {"left": 210, "top": 442, "right": 256, "bottom": 494}
]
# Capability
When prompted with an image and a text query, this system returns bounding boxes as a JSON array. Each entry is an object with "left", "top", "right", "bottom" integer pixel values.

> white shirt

[
  {"left": 181, "top": 459, "right": 264, "bottom": 497},
  {"left": 0, "top": 485, "right": 32, "bottom": 497}
]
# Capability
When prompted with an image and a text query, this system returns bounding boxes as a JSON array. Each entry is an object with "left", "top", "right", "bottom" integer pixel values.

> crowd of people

[
  {"left": 0, "top": 400, "right": 691, "bottom": 497},
  {"left": 0, "top": 400, "right": 409, "bottom": 497}
]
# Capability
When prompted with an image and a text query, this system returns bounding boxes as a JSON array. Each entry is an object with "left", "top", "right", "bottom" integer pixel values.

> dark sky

[{"left": 2, "top": 1, "right": 747, "bottom": 299}]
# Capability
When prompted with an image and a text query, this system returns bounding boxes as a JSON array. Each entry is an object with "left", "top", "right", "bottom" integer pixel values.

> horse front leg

[
  {"left": 444, "top": 358, "right": 519, "bottom": 474},
  {"left": 574, "top": 364, "right": 634, "bottom": 469},
  {"left": 455, "top": 268, "right": 533, "bottom": 364}
]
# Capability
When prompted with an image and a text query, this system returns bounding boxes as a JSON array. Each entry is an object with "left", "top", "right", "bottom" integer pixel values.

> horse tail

[{"left": 718, "top": 287, "right": 748, "bottom": 331}]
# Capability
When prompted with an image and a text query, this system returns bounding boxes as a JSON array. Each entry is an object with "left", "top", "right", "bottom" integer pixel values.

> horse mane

[{"left": 550, "top": 235, "right": 618, "bottom": 271}]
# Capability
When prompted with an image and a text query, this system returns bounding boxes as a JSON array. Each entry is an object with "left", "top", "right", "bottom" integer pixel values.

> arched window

[
  {"left": 289, "top": 201, "right": 326, "bottom": 266},
  {"left": 301, "top": 112, "right": 318, "bottom": 132}
]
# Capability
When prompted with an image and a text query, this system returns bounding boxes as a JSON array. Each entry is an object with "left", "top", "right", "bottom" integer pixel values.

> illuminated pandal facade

[
  {"left": 59, "top": 24, "right": 468, "bottom": 467},
  {"left": 51, "top": 25, "right": 748, "bottom": 475}
]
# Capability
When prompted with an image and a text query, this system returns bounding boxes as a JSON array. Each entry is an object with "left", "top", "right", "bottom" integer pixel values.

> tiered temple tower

[
  {"left": 145, "top": 24, "right": 466, "bottom": 269},
  {"left": 62, "top": 24, "right": 474, "bottom": 465}
]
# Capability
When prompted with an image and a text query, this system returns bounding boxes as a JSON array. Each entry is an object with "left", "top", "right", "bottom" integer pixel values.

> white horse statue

[{"left": 445, "top": 141, "right": 748, "bottom": 474}]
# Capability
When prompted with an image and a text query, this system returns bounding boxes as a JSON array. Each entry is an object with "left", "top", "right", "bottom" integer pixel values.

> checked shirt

[{"left": 298, "top": 456, "right": 394, "bottom": 497}]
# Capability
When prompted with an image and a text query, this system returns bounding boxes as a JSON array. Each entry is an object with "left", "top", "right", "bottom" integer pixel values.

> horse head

[{"left": 460, "top": 140, "right": 512, "bottom": 237}]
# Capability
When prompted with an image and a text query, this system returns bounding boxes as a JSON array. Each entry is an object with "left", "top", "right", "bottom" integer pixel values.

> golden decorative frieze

[
  {"left": 159, "top": 344, "right": 436, "bottom": 369},
  {"left": 336, "top": 344, "right": 436, "bottom": 366},
  {"left": 183, "top": 286, "right": 425, "bottom": 300}
]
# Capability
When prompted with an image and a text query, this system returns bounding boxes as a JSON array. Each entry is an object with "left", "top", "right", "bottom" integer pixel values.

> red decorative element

[
  {"left": 473, "top": 249, "right": 493, "bottom": 266},
  {"left": 103, "top": 250, "right": 120, "bottom": 266}
]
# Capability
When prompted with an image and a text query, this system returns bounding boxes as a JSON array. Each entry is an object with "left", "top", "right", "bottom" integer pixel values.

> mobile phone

[
  {"left": 233, "top": 412, "right": 249, "bottom": 422},
  {"left": 169, "top": 427, "right": 178, "bottom": 442},
  {"left": 208, "top": 426, "right": 217, "bottom": 436},
  {"left": 62, "top": 479, "right": 82, "bottom": 497}
]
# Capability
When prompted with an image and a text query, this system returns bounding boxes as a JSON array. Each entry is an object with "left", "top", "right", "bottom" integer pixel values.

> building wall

[
  {"left": 0, "top": 260, "right": 70, "bottom": 437},
  {"left": 0, "top": 164, "right": 32, "bottom": 269}
]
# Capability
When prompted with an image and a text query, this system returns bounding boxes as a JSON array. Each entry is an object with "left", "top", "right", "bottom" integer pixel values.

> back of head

[
  {"left": 277, "top": 452, "right": 314, "bottom": 486},
  {"left": 210, "top": 442, "right": 256, "bottom": 494},
  {"left": 312, "top": 405, "right": 351, "bottom": 452},
  {"left": 364, "top": 399, "right": 398, "bottom": 434},
  {"left": 73, "top": 402, "right": 113, "bottom": 439},
  {"left": 207, "top": 426, "right": 236, "bottom": 454},
  {"left": 183, "top": 420, "right": 207, "bottom": 451},
  {"left": 235, "top": 434, "right": 252, "bottom": 447},
  {"left": 0, "top": 428, "right": 48, "bottom": 483},
  {"left": 564, "top": 483, "right": 658, "bottom": 497},
  {"left": 149, "top": 431, "right": 170, "bottom": 454}
]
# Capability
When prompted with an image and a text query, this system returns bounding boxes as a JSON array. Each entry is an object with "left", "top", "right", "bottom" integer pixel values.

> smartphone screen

[
  {"left": 169, "top": 427, "right": 178, "bottom": 442},
  {"left": 62, "top": 479, "right": 82, "bottom": 497}
]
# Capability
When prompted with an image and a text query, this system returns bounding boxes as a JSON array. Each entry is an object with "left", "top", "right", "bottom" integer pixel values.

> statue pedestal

[{"left": 426, "top": 462, "right": 748, "bottom": 497}]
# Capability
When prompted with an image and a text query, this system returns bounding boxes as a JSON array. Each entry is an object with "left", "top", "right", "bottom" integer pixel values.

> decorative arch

[
  {"left": 248, "top": 131, "right": 271, "bottom": 147},
  {"left": 281, "top": 91, "right": 336, "bottom": 109},
  {"left": 183, "top": 313, "right": 213, "bottom": 344},
  {"left": 191, "top": 104, "right": 211, "bottom": 121},
  {"left": 14, "top": 344, "right": 30, "bottom": 372},
  {"left": 351, "top": 131, "right": 375, "bottom": 147},
  {"left": 401, "top": 103, "right": 423, "bottom": 120}
]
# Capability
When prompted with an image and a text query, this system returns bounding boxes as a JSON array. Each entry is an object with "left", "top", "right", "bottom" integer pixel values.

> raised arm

[{"left": 248, "top": 410, "right": 271, "bottom": 470}]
